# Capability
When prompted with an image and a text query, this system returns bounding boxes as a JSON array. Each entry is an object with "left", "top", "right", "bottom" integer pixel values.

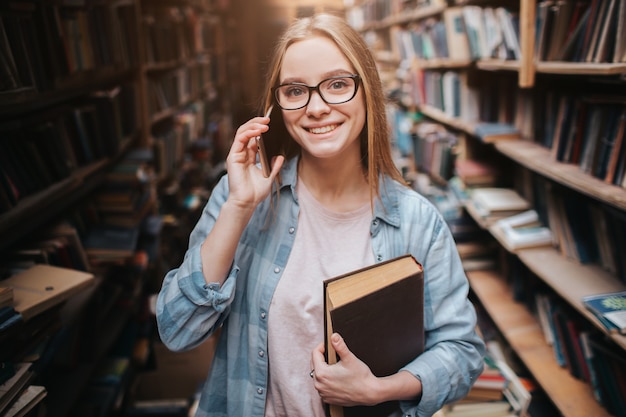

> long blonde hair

[{"left": 261, "top": 13, "right": 406, "bottom": 202}]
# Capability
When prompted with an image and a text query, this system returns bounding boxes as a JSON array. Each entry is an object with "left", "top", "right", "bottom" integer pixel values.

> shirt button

[
  {"left": 257, "top": 388, "right": 264, "bottom": 395},
  {"left": 372, "top": 219, "right": 379, "bottom": 226},
  {"left": 258, "top": 350, "right": 265, "bottom": 357},
  {"left": 274, "top": 267, "right": 280, "bottom": 273},
  {"left": 289, "top": 227, "right": 295, "bottom": 234},
  {"left": 376, "top": 254, "right": 383, "bottom": 262},
  {"left": 260, "top": 312, "right": 267, "bottom": 319}
]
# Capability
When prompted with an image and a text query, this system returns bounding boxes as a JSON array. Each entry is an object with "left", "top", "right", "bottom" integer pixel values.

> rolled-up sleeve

[{"left": 156, "top": 176, "right": 237, "bottom": 351}]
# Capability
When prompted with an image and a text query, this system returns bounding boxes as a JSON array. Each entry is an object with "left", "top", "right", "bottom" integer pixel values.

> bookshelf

[
  {"left": 0, "top": 0, "right": 231, "bottom": 416},
  {"left": 345, "top": 0, "right": 626, "bottom": 416}
]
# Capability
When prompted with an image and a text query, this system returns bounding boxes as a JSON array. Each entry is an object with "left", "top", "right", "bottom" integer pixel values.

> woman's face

[{"left": 278, "top": 36, "right": 366, "bottom": 163}]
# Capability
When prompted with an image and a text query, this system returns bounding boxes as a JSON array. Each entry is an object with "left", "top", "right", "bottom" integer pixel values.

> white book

[{"left": 470, "top": 188, "right": 530, "bottom": 215}]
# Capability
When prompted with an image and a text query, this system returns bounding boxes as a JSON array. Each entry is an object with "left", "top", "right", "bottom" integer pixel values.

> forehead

[{"left": 280, "top": 36, "right": 354, "bottom": 82}]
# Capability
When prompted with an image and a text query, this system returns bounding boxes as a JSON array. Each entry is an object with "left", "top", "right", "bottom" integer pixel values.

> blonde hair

[{"left": 261, "top": 13, "right": 406, "bottom": 202}]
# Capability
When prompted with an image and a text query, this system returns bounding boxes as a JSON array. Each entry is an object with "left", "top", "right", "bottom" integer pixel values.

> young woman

[{"left": 156, "top": 13, "right": 485, "bottom": 417}]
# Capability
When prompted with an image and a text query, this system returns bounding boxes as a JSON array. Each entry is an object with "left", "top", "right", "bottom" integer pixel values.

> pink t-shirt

[{"left": 264, "top": 180, "right": 374, "bottom": 417}]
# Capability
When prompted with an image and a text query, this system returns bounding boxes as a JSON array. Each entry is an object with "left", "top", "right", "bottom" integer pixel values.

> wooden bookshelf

[
  {"left": 0, "top": 1, "right": 231, "bottom": 416},
  {"left": 468, "top": 269, "right": 612, "bottom": 417},
  {"left": 345, "top": 0, "right": 626, "bottom": 415}
]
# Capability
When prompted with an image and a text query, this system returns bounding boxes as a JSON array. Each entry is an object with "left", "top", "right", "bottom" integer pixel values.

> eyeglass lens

[{"left": 275, "top": 76, "right": 358, "bottom": 110}]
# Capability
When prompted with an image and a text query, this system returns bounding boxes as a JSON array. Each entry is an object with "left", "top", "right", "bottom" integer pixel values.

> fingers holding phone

[{"left": 256, "top": 105, "right": 281, "bottom": 178}]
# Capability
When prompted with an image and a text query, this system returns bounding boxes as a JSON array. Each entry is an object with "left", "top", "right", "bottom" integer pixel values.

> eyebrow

[{"left": 279, "top": 69, "right": 355, "bottom": 85}]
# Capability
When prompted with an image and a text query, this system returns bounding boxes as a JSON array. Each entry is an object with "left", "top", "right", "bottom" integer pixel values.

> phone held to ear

[{"left": 256, "top": 105, "right": 274, "bottom": 178}]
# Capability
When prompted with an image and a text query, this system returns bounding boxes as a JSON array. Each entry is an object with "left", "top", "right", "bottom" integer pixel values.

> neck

[{"left": 298, "top": 154, "right": 370, "bottom": 212}]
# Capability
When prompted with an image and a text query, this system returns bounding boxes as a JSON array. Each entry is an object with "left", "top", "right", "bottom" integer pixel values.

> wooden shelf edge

[
  {"left": 476, "top": 59, "right": 521, "bottom": 72},
  {"left": 415, "top": 58, "right": 473, "bottom": 70},
  {"left": 516, "top": 247, "right": 626, "bottom": 351},
  {"left": 418, "top": 105, "right": 476, "bottom": 134},
  {"left": 357, "top": 4, "right": 447, "bottom": 31},
  {"left": 536, "top": 62, "right": 626, "bottom": 75},
  {"left": 494, "top": 140, "right": 626, "bottom": 211},
  {"left": 468, "top": 269, "right": 613, "bottom": 417}
]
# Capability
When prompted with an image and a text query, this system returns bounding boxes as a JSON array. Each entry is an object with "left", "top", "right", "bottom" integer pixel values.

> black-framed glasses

[{"left": 273, "top": 74, "right": 361, "bottom": 110}]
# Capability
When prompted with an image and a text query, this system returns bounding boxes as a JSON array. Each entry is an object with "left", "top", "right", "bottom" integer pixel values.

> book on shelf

[
  {"left": 438, "top": 401, "right": 514, "bottom": 417},
  {"left": 82, "top": 224, "right": 140, "bottom": 264},
  {"left": 0, "top": 287, "right": 13, "bottom": 308},
  {"left": 495, "top": 7, "right": 521, "bottom": 60},
  {"left": 490, "top": 210, "right": 554, "bottom": 251},
  {"left": 126, "top": 398, "right": 189, "bottom": 416},
  {"left": 0, "top": 362, "right": 34, "bottom": 414},
  {"left": 454, "top": 158, "right": 499, "bottom": 187},
  {"left": 324, "top": 254, "right": 424, "bottom": 417},
  {"left": 584, "top": 333, "right": 626, "bottom": 415},
  {"left": 582, "top": 290, "right": 626, "bottom": 334},
  {"left": 462, "top": 363, "right": 507, "bottom": 402},
  {"left": 1, "top": 264, "right": 95, "bottom": 321},
  {"left": 2, "top": 384, "right": 46, "bottom": 417},
  {"left": 442, "top": 7, "right": 471, "bottom": 61},
  {"left": 469, "top": 187, "right": 531, "bottom": 219},
  {"left": 472, "top": 123, "right": 520, "bottom": 143}
]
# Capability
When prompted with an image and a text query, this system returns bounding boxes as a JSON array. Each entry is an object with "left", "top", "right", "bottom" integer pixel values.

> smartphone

[{"left": 256, "top": 105, "right": 275, "bottom": 177}]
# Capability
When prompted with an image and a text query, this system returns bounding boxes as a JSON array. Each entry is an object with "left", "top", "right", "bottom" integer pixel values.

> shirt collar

[{"left": 277, "top": 156, "right": 402, "bottom": 229}]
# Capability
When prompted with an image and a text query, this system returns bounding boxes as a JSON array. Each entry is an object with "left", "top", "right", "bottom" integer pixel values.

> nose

[{"left": 305, "top": 89, "right": 330, "bottom": 117}]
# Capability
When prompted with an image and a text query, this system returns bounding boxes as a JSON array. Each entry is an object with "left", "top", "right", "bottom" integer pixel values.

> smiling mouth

[{"left": 307, "top": 124, "right": 338, "bottom": 134}]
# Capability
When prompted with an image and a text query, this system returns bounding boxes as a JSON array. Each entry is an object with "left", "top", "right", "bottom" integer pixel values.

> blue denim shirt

[{"left": 156, "top": 156, "right": 485, "bottom": 417}]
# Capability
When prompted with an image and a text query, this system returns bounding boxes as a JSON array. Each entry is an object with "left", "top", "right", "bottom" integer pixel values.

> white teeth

[{"left": 308, "top": 125, "right": 337, "bottom": 134}]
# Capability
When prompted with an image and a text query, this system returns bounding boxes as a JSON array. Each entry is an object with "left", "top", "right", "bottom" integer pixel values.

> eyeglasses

[{"left": 273, "top": 74, "right": 361, "bottom": 111}]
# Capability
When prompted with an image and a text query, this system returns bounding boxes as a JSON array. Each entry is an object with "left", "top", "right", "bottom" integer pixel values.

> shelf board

[
  {"left": 476, "top": 59, "right": 521, "bottom": 72},
  {"left": 419, "top": 105, "right": 521, "bottom": 143},
  {"left": 358, "top": 4, "right": 447, "bottom": 31},
  {"left": 419, "top": 105, "right": 476, "bottom": 133},
  {"left": 416, "top": 58, "right": 473, "bottom": 70},
  {"left": 516, "top": 247, "right": 626, "bottom": 350},
  {"left": 468, "top": 269, "right": 613, "bottom": 417},
  {"left": 535, "top": 62, "right": 626, "bottom": 75},
  {"left": 494, "top": 140, "right": 626, "bottom": 211}
]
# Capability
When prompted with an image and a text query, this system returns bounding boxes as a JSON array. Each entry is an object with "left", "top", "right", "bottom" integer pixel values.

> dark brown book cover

[{"left": 323, "top": 254, "right": 424, "bottom": 417}]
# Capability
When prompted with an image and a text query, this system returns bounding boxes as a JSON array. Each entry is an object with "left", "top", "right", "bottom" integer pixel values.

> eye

[
  {"left": 326, "top": 78, "right": 351, "bottom": 91},
  {"left": 282, "top": 84, "right": 307, "bottom": 98}
]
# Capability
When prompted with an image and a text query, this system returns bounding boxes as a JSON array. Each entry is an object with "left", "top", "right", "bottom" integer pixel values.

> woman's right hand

[{"left": 225, "top": 115, "right": 284, "bottom": 210}]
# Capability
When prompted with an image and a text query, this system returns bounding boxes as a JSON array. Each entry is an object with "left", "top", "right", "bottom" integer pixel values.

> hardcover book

[
  {"left": 324, "top": 254, "right": 424, "bottom": 417},
  {"left": 582, "top": 290, "right": 626, "bottom": 334},
  {"left": 2, "top": 264, "right": 94, "bottom": 321}
]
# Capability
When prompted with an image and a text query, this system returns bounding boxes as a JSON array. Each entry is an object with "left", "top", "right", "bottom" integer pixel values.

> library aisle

[{"left": 1, "top": 0, "right": 626, "bottom": 417}]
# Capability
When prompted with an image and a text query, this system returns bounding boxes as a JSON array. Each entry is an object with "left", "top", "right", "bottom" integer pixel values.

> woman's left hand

[{"left": 310, "top": 333, "right": 381, "bottom": 407}]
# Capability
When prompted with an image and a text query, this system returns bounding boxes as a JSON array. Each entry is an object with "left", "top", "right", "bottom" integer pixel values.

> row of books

[
  {"left": 0, "top": 1, "right": 138, "bottom": 94},
  {"left": 0, "top": 362, "right": 47, "bottom": 417},
  {"left": 394, "top": 5, "right": 521, "bottom": 63},
  {"left": 147, "top": 61, "right": 216, "bottom": 119},
  {"left": 142, "top": 5, "right": 218, "bottom": 66},
  {"left": 534, "top": 291, "right": 626, "bottom": 416},
  {"left": 452, "top": 157, "right": 625, "bottom": 274},
  {"left": 536, "top": 0, "right": 626, "bottom": 64},
  {"left": 412, "top": 121, "right": 459, "bottom": 183},
  {"left": 543, "top": 183, "right": 626, "bottom": 281},
  {"left": 0, "top": 82, "right": 139, "bottom": 215},
  {"left": 370, "top": 0, "right": 625, "bottom": 66},
  {"left": 418, "top": 71, "right": 481, "bottom": 123},
  {"left": 490, "top": 247, "right": 626, "bottom": 417},
  {"left": 152, "top": 100, "right": 214, "bottom": 180},
  {"left": 542, "top": 94, "right": 626, "bottom": 187},
  {"left": 414, "top": 70, "right": 522, "bottom": 131}
]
